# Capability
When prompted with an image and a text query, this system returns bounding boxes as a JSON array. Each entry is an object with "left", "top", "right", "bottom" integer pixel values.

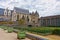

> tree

[
  {"left": 8, "top": 21, "right": 14, "bottom": 24},
  {"left": 18, "top": 19, "right": 25, "bottom": 25}
]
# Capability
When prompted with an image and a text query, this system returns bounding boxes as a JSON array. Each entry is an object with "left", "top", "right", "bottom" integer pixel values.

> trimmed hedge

[
  {"left": 13, "top": 27, "right": 60, "bottom": 36},
  {"left": 52, "top": 29, "right": 60, "bottom": 35},
  {"left": 0, "top": 26, "right": 60, "bottom": 36},
  {"left": 7, "top": 27, "right": 13, "bottom": 33},
  {"left": 17, "top": 31, "right": 26, "bottom": 39}
]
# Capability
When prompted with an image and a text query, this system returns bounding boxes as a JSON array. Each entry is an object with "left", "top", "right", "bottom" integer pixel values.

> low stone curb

[
  {"left": 13, "top": 29, "right": 50, "bottom": 40},
  {"left": 26, "top": 32, "right": 49, "bottom": 40}
]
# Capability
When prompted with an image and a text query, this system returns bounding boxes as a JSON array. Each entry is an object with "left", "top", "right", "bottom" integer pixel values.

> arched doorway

[{"left": 17, "top": 14, "right": 19, "bottom": 21}]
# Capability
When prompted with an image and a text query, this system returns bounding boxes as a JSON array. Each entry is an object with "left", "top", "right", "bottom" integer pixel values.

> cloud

[
  {"left": 0, "top": 0, "right": 60, "bottom": 17},
  {"left": 56, "top": 0, "right": 60, "bottom": 1}
]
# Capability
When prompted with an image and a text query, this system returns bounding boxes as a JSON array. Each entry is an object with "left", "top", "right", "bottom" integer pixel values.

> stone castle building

[
  {"left": 0, "top": 7, "right": 39, "bottom": 26},
  {"left": 0, "top": 7, "right": 60, "bottom": 26}
]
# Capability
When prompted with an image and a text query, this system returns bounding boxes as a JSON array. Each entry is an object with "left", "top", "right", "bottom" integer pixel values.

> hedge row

[{"left": 13, "top": 27, "right": 60, "bottom": 36}]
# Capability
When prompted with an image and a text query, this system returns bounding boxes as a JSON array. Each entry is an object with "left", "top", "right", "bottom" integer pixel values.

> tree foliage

[
  {"left": 18, "top": 19, "right": 25, "bottom": 25},
  {"left": 8, "top": 21, "right": 14, "bottom": 24}
]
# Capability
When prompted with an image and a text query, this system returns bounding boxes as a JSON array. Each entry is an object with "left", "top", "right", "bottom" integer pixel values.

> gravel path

[
  {"left": 0, "top": 28, "right": 31, "bottom": 40},
  {"left": 44, "top": 35, "right": 60, "bottom": 40}
]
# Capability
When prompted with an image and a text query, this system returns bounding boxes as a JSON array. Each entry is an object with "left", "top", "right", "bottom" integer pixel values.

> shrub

[
  {"left": 0, "top": 26, "right": 4, "bottom": 29},
  {"left": 17, "top": 31, "right": 26, "bottom": 39},
  {"left": 3, "top": 27, "right": 8, "bottom": 30},
  {"left": 7, "top": 27, "right": 13, "bottom": 33},
  {"left": 0, "top": 21, "right": 7, "bottom": 24},
  {"left": 8, "top": 21, "right": 14, "bottom": 24},
  {"left": 52, "top": 29, "right": 60, "bottom": 35},
  {"left": 0, "top": 26, "right": 8, "bottom": 30},
  {"left": 18, "top": 19, "right": 25, "bottom": 25}
]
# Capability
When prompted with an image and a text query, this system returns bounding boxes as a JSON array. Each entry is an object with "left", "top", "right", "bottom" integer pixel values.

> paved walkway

[{"left": 0, "top": 28, "right": 30, "bottom": 40}]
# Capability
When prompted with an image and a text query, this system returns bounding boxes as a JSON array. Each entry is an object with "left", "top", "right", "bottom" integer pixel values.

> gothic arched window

[
  {"left": 22, "top": 15, "right": 25, "bottom": 19},
  {"left": 8, "top": 10, "right": 11, "bottom": 16},
  {"left": 17, "top": 14, "right": 19, "bottom": 21},
  {"left": 27, "top": 16, "right": 29, "bottom": 22},
  {"left": 4, "top": 11, "right": 7, "bottom": 16}
]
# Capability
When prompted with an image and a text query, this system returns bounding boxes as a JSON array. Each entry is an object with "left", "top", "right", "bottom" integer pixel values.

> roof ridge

[
  {"left": 14, "top": 7, "right": 29, "bottom": 11},
  {"left": 14, "top": 7, "right": 29, "bottom": 14}
]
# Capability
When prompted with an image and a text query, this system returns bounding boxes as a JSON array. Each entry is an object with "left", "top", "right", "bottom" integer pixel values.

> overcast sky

[{"left": 0, "top": 0, "right": 60, "bottom": 17}]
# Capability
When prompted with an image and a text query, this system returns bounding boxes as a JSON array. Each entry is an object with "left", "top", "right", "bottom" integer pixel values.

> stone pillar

[
  {"left": 46, "top": 19, "right": 47, "bottom": 26},
  {"left": 50, "top": 18, "right": 51, "bottom": 26}
]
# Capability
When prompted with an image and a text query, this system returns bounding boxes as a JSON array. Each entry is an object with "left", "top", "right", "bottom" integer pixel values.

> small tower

[
  {"left": 35, "top": 11, "right": 39, "bottom": 17},
  {"left": 31, "top": 11, "right": 35, "bottom": 15},
  {"left": 4, "top": 8, "right": 8, "bottom": 16},
  {"left": 4, "top": 8, "right": 12, "bottom": 21},
  {"left": 4, "top": 8, "right": 9, "bottom": 21},
  {"left": 30, "top": 11, "right": 39, "bottom": 26}
]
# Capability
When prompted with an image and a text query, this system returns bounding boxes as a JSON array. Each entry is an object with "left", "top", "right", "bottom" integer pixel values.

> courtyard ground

[
  {"left": 44, "top": 35, "right": 60, "bottom": 40},
  {"left": 0, "top": 28, "right": 30, "bottom": 40},
  {"left": 26, "top": 32, "right": 60, "bottom": 40},
  {"left": 0, "top": 28, "right": 60, "bottom": 40}
]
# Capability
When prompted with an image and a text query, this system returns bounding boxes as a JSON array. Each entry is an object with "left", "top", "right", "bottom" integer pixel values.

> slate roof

[
  {"left": 0, "top": 8, "right": 5, "bottom": 16},
  {"left": 0, "top": 18, "right": 10, "bottom": 21},
  {"left": 0, "top": 18, "right": 4, "bottom": 21},
  {"left": 14, "top": 7, "right": 29, "bottom": 14}
]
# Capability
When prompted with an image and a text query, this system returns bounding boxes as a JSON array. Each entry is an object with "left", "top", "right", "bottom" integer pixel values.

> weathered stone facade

[
  {"left": 11, "top": 7, "right": 39, "bottom": 26},
  {"left": 1, "top": 7, "right": 39, "bottom": 26}
]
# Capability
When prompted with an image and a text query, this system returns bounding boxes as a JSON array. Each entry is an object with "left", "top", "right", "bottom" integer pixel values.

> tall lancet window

[
  {"left": 27, "top": 16, "right": 29, "bottom": 22},
  {"left": 8, "top": 10, "right": 11, "bottom": 16},
  {"left": 4, "top": 10, "right": 7, "bottom": 16}
]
